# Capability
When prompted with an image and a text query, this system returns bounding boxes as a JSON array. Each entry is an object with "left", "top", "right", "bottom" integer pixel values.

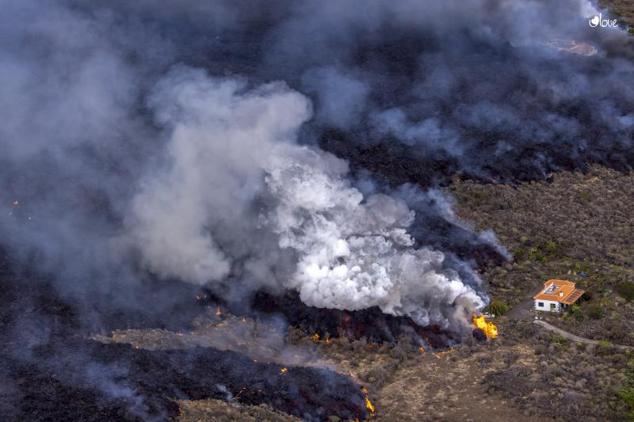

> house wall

[{"left": 534, "top": 299, "right": 562, "bottom": 312}]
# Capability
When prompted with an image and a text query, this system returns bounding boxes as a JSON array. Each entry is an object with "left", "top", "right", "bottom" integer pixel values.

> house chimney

[{"left": 559, "top": 291, "right": 564, "bottom": 297}]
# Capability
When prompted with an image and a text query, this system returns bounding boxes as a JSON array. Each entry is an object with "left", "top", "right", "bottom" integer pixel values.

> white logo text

[{"left": 589, "top": 14, "right": 618, "bottom": 28}]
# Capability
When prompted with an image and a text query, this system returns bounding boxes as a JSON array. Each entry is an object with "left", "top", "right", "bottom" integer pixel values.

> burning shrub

[
  {"left": 2, "top": 0, "right": 634, "bottom": 419},
  {"left": 471, "top": 314, "right": 498, "bottom": 341}
]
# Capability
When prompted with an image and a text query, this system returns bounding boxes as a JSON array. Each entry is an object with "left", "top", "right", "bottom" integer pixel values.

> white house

[{"left": 533, "top": 279, "right": 585, "bottom": 313}]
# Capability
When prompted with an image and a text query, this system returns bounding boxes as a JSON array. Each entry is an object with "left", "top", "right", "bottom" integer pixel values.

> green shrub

[
  {"left": 543, "top": 240, "right": 561, "bottom": 257},
  {"left": 616, "top": 282, "right": 634, "bottom": 302},
  {"left": 485, "top": 299, "right": 509, "bottom": 316},
  {"left": 528, "top": 247, "right": 546, "bottom": 262},
  {"left": 523, "top": 241, "right": 562, "bottom": 262},
  {"left": 619, "top": 360, "right": 634, "bottom": 420},
  {"left": 618, "top": 388, "right": 634, "bottom": 420},
  {"left": 512, "top": 247, "right": 526, "bottom": 261},
  {"left": 596, "top": 340, "right": 614, "bottom": 356},
  {"left": 571, "top": 261, "right": 591, "bottom": 274},
  {"left": 569, "top": 304, "right": 584, "bottom": 321},
  {"left": 550, "top": 333, "right": 567, "bottom": 345},
  {"left": 586, "top": 303, "right": 605, "bottom": 320}
]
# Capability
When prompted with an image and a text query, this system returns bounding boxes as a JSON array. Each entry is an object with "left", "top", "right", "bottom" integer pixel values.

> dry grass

[
  {"left": 178, "top": 399, "right": 299, "bottom": 422},
  {"left": 97, "top": 166, "right": 634, "bottom": 421},
  {"left": 451, "top": 166, "right": 634, "bottom": 346}
]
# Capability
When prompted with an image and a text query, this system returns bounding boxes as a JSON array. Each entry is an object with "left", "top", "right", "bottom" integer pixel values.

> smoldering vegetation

[
  {"left": 193, "top": 289, "right": 459, "bottom": 347},
  {"left": 2, "top": 338, "right": 367, "bottom": 421},
  {"left": 0, "top": 0, "right": 633, "bottom": 420},
  {"left": 0, "top": 254, "right": 367, "bottom": 421}
]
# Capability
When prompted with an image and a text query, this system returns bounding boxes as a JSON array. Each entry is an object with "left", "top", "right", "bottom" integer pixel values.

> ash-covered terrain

[{"left": 1, "top": 0, "right": 633, "bottom": 421}]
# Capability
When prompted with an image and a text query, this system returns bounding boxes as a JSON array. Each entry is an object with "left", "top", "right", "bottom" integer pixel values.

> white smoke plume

[
  {"left": 130, "top": 68, "right": 486, "bottom": 329},
  {"left": 3, "top": 0, "right": 632, "bottom": 417},
  {"left": 130, "top": 71, "right": 312, "bottom": 284}
]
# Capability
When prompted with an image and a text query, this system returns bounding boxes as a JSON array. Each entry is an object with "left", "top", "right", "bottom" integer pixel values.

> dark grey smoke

[{"left": 0, "top": 0, "right": 632, "bottom": 417}]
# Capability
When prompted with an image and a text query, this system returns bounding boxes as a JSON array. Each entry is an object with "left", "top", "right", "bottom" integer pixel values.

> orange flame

[
  {"left": 472, "top": 314, "right": 498, "bottom": 339},
  {"left": 310, "top": 333, "right": 320, "bottom": 343},
  {"left": 361, "top": 386, "right": 376, "bottom": 416},
  {"left": 279, "top": 367, "right": 288, "bottom": 375}
]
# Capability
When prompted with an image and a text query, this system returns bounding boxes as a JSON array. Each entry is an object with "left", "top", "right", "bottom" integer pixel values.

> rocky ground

[
  {"left": 87, "top": 165, "right": 634, "bottom": 421},
  {"left": 451, "top": 166, "right": 634, "bottom": 347},
  {"left": 171, "top": 14, "right": 634, "bottom": 419},
  {"left": 103, "top": 310, "right": 631, "bottom": 421},
  {"left": 6, "top": 163, "right": 631, "bottom": 421},
  {"left": 3, "top": 3, "right": 634, "bottom": 421},
  {"left": 4, "top": 165, "right": 632, "bottom": 421}
]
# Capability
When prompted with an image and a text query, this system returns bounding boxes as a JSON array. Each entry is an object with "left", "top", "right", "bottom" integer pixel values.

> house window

[
  {"left": 550, "top": 303, "right": 557, "bottom": 310},
  {"left": 538, "top": 302, "right": 544, "bottom": 307}
]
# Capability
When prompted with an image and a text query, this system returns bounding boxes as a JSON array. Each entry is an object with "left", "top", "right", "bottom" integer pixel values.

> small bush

[
  {"left": 543, "top": 240, "right": 561, "bottom": 257},
  {"left": 523, "top": 241, "right": 562, "bottom": 262},
  {"left": 550, "top": 333, "right": 567, "bottom": 345},
  {"left": 485, "top": 299, "right": 509, "bottom": 316},
  {"left": 618, "top": 388, "right": 634, "bottom": 420},
  {"left": 586, "top": 303, "right": 605, "bottom": 320},
  {"left": 528, "top": 247, "right": 546, "bottom": 262},
  {"left": 571, "top": 261, "right": 591, "bottom": 274},
  {"left": 619, "top": 360, "right": 634, "bottom": 419},
  {"left": 616, "top": 282, "right": 634, "bottom": 302},
  {"left": 569, "top": 304, "right": 584, "bottom": 321},
  {"left": 596, "top": 340, "right": 614, "bottom": 356},
  {"left": 512, "top": 247, "right": 526, "bottom": 261}
]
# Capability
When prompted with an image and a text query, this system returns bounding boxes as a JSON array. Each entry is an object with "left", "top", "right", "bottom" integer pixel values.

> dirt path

[
  {"left": 505, "top": 298, "right": 534, "bottom": 320},
  {"left": 533, "top": 320, "right": 633, "bottom": 350}
]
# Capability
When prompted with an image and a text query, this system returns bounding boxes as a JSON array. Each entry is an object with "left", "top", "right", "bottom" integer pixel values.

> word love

[{"left": 589, "top": 14, "right": 618, "bottom": 28}]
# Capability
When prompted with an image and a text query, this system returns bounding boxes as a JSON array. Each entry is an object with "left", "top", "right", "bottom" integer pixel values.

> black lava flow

[{"left": 0, "top": 254, "right": 367, "bottom": 421}]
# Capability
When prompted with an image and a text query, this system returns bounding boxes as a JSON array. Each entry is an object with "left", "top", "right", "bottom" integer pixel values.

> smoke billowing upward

[
  {"left": 0, "top": 0, "right": 633, "bottom": 391},
  {"left": 2, "top": 0, "right": 633, "bottom": 417},
  {"left": 129, "top": 68, "right": 492, "bottom": 329}
]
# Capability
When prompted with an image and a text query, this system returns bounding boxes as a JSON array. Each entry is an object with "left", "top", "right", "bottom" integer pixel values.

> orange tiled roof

[{"left": 533, "top": 279, "right": 585, "bottom": 305}]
